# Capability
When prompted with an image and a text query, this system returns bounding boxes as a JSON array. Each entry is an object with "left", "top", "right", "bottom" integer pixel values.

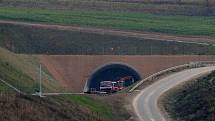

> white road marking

[{"left": 133, "top": 66, "right": 215, "bottom": 121}]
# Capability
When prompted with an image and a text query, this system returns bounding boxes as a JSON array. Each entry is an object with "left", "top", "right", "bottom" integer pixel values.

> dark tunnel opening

[{"left": 84, "top": 63, "right": 142, "bottom": 93}]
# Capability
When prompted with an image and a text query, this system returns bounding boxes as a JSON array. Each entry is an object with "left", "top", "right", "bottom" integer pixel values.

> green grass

[
  {"left": 0, "top": 47, "right": 115, "bottom": 120},
  {"left": 0, "top": 94, "right": 112, "bottom": 121},
  {"left": 0, "top": 7, "right": 215, "bottom": 36},
  {"left": 0, "top": 59, "right": 36, "bottom": 93},
  {"left": 0, "top": 81, "right": 13, "bottom": 92},
  {"left": 0, "top": 47, "right": 63, "bottom": 93},
  {"left": 63, "top": 95, "right": 113, "bottom": 120},
  {"left": 160, "top": 71, "right": 215, "bottom": 121}
]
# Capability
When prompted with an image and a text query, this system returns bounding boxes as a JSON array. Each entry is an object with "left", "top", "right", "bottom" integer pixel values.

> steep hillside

[
  {"left": 0, "top": 47, "right": 62, "bottom": 93},
  {"left": 0, "top": 48, "right": 123, "bottom": 121},
  {"left": 159, "top": 71, "right": 215, "bottom": 121},
  {"left": 0, "top": 94, "right": 116, "bottom": 121}
]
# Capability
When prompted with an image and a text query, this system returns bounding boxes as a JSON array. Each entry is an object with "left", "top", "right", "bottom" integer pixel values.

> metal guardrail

[{"left": 129, "top": 61, "right": 215, "bottom": 92}]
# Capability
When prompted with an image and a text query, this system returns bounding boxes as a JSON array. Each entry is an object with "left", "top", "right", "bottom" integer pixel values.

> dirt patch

[{"left": 37, "top": 55, "right": 215, "bottom": 92}]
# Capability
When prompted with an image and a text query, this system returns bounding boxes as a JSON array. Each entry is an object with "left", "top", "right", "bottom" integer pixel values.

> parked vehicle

[
  {"left": 99, "top": 81, "right": 114, "bottom": 93},
  {"left": 99, "top": 76, "right": 133, "bottom": 93}
]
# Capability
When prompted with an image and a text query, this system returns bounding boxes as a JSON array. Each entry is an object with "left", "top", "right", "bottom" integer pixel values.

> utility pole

[{"left": 39, "top": 64, "right": 42, "bottom": 97}]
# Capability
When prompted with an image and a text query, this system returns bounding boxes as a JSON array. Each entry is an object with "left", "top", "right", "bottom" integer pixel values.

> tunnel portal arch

[{"left": 84, "top": 62, "right": 142, "bottom": 93}]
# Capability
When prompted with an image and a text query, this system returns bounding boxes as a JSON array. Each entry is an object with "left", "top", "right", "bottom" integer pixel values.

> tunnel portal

[{"left": 84, "top": 63, "right": 142, "bottom": 93}]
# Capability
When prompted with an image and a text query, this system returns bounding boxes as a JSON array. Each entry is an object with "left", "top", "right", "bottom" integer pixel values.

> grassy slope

[
  {"left": 0, "top": 81, "right": 13, "bottom": 92},
  {"left": 0, "top": 94, "right": 114, "bottom": 121},
  {"left": 58, "top": 95, "right": 113, "bottom": 120},
  {"left": 159, "top": 71, "right": 215, "bottom": 121},
  {"left": 0, "top": 7, "right": 214, "bottom": 36},
  {"left": 0, "top": 47, "right": 62, "bottom": 93},
  {"left": 0, "top": 58, "right": 35, "bottom": 92},
  {"left": 0, "top": 47, "right": 116, "bottom": 121}
]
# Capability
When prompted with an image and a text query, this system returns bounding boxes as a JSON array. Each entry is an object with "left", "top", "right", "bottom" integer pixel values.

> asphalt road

[{"left": 133, "top": 66, "right": 215, "bottom": 121}]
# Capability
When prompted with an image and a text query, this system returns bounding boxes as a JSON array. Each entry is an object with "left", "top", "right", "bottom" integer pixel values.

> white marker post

[{"left": 39, "top": 64, "right": 42, "bottom": 97}]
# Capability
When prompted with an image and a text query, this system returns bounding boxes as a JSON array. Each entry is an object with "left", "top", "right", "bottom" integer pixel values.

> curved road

[{"left": 133, "top": 66, "right": 215, "bottom": 121}]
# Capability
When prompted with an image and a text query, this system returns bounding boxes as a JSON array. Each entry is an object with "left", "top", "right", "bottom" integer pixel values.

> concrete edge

[{"left": 129, "top": 61, "right": 215, "bottom": 92}]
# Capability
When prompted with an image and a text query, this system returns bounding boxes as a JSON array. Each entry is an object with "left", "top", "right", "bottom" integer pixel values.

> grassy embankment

[
  {"left": 61, "top": 95, "right": 113, "bottom": 120},
  {"left": 0, "top": 7, "right": 214, "bottom": 36},
  {"left": 0, "top": 47, "right": 115, "bottom": 121},
  {"left": 159, "top": 71, "right": 215, "bottom": 121},
  {"left": 0, "top": 47, "right": 62, "bottom": 93},
  {"left": 0, "top": 94, "right": 114, "bottom": 121}
]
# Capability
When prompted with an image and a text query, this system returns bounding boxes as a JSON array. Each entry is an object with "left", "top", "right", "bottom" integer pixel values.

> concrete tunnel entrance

[{"left": 84, "top": 63, "right": 142, "bottom": 93}]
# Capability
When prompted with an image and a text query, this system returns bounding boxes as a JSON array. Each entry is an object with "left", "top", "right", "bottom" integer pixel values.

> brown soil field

[{"left": 37, "top": 55, "right": 215, "bottom": 92}]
